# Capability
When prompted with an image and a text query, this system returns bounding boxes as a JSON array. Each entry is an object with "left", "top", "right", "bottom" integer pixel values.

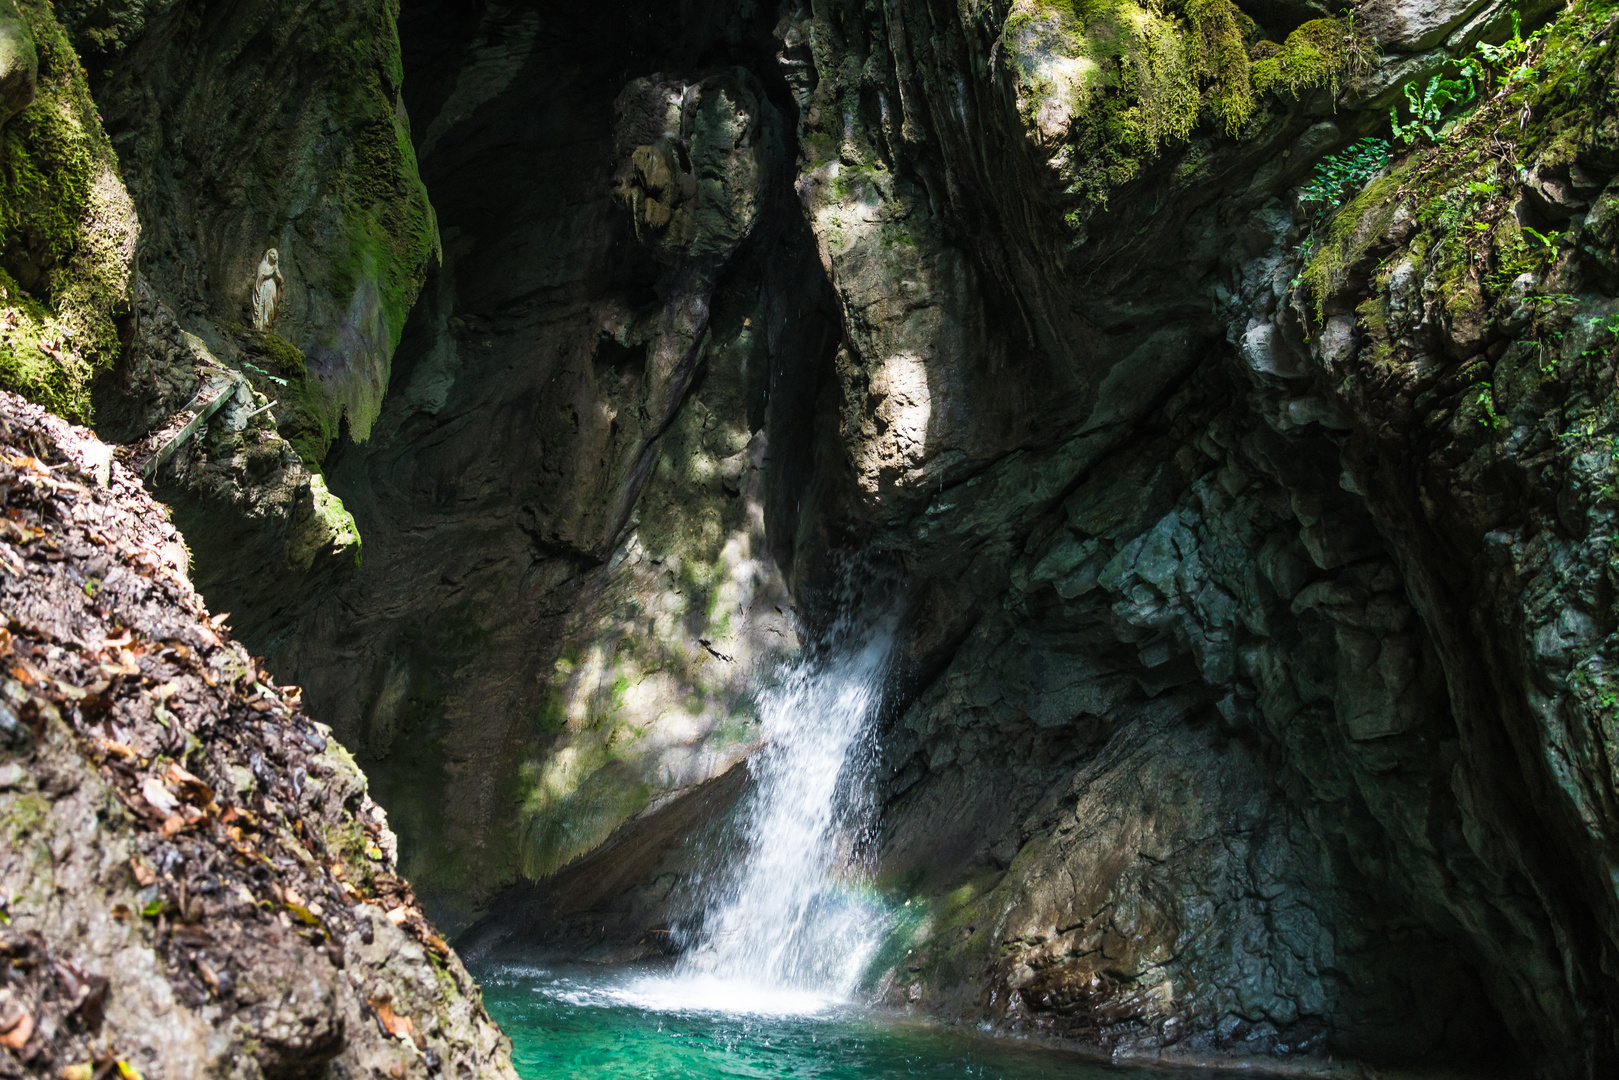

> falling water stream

[
  {"left": 474, "top": 615, "right": 1241, "bottom": 1078},
  {"left": 649, "top": 618, "right": 896, "bottom": 1012}
]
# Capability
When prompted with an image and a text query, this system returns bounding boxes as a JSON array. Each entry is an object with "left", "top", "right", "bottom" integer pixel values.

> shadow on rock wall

[{"left": 275, "top": 0, "right": 844, "bottom": 930}]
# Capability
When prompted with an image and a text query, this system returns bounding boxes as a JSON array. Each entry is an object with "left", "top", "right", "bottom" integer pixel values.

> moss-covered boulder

[
  {"left": 58, "top": 0, "right": 439, "bottom": 449},
  {"left": 0, "top": 0, "right": 136, "bottom": 422}
]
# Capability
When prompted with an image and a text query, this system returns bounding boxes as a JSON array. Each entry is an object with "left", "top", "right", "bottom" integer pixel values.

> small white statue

[{"left": 251, "top": 248, "right": 283, "bottom": 331}]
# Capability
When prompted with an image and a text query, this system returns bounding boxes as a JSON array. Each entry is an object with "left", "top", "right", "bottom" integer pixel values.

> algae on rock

[{"left": 0, "top": 0, "right": 135, "bottom": 422}]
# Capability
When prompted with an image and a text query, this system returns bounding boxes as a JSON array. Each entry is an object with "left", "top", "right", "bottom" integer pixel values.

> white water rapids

[{"left": 622, "top": 622, "right": 896, "bottom": 1016}]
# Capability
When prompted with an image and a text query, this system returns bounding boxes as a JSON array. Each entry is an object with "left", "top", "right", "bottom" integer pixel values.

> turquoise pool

[{"left": 476, "top": 964, "right": 1234, "bottom": 1080}]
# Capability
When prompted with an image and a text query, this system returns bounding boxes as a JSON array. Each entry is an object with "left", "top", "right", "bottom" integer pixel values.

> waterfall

[{"left": 625, "top": 616, "right": 896, "bottom": 1015}]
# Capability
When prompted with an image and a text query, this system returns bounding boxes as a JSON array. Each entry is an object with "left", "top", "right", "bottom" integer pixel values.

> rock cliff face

[
  {"left": 0, "top": 393, "right": 514, "bottom": 1080},
  {"left": 304, "top": 0, "right": 1619, "bottom": 1075},
  {"left": 6, "top": 0, "right": 1619, "bottom": 1075},
  {"left": 0, "top": 2, "right": 512, "bottom": 1076},
  {"left": 272, "top": 0, "right": 842, "bottom": 920}
]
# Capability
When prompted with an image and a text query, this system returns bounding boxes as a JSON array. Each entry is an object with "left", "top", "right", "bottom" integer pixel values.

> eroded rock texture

[
  {"left": 12, "top": 0, "right": 1612, "bottom": 1073},
  {"left": 0, "top": 393, "right": 514, "bottom": 1080},
  {"left": 290, "top": 0, "right": 1619, "bottom": 1076},
  {"left": 53, "top": 0, "right": 440, "bottom": 655},
  {"left": 273, "top": 0, "right": 842, "bottom": 921}
]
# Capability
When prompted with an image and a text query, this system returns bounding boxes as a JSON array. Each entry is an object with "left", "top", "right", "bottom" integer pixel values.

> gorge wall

[
  {"left": 4, "top": 0, "right": 1619, "bottom": 1075},
  {"left": 366, "top": 0, "right": 1619, "bottom": 1074}
]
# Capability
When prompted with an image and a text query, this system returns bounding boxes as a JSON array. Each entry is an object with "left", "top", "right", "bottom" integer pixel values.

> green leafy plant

[
  {"left": 1391, "top": 71, "right": 1477, "bottom": 146},
  {"left": 241, "top": 359, "right": 289, "bottom": 387},
  {"left": 1473, "top": 381, "right": 1503, "bottom": 429},
  {"left": 1521, "top": 225, "right": 1566, "bottom": 250},
  {"left": 1471, "top": 12, "right": 1549, "bottom": 85},
  {"left": 1298, "top": 137, "right": 1391, "bottom": 225}
]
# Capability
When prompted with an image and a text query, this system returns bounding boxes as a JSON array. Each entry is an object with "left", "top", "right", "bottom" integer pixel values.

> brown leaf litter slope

[{"left": 0, "top": 391, "right": 516, "bottom": 1079}]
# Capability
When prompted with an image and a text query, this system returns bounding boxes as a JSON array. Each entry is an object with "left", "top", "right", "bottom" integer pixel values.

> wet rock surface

[
  {"left": 5, "top": 0, "right": 1614, "bottom": 1074},
  {"left": 0, "top": 393, "right": 514, "bottom": 1079},
  {"left": 271, "top": 0, "right": 841, "bottom": 924},
  {"left": 379, "top": 0, "right": 1619, "bottom": 1076}
]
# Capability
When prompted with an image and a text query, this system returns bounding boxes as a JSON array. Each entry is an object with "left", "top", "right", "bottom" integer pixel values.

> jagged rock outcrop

[
  {"left": 6, "top": 0, "right": 1614, "bottom": 1074},
  {"left": 313, "top": 0, "right": 1619, "bottom": 1076},
  {"left": 0, "top": 392, "right": 514, "bottom": 1079},
  {"left": 269, "top": 1, "right": 842, "bottom": 923},
  {"left": 777, "top": 0, "right": 1619, "bottom": 1074},
  {"left": 0, "top": 0, "right": 441, "bottom": 659}
]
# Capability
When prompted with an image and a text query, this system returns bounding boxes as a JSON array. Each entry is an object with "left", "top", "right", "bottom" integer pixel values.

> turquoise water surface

[{"left": 476, "top": 964, "right": 1233, "bottom": 1080}]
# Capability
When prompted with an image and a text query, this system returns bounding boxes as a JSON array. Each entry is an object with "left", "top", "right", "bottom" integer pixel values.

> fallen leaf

[
  {"left": 116, "top": 1061, "right": 145, "bottom": 1080},
  {"left": 141, "top": 776, "right": 178, "bottom": 814},
  {"left": 59, "top": 1064, "right": 93, "bottom": 1080},
  {"left": 101, "top": 739, "right": 137, "bottom": 759},
  {"left": 161, "top": 814, "right": 186, "bottom": 838},
  {"left": 386, "top": 907, "right": 408, "bottom": 926},
  {"left": 285, "top": 902, "right": 321, "bottom": 927},
  {"left": 130, "top": 856, "right": 157, "bottom": 886},
  {"left": 369, "top": 996, "right": 413, "bottom": 1039},
  {"left": 52, "top": 680, "right": 88, "bottom": 701},
  {"left": 0, "top": 1008, "right": 33, "bottom": 1050},
  {"left": 165, "top": 762, "right": 213, "bottom": 804}
]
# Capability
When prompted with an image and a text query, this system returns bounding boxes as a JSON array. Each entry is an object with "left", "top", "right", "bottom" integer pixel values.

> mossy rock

[
  {"left": 0, "top": 0, "right": 134, "bottom": 422},
  {"left": 1000, "top": 0, "right": 1356, "bottom": 213},
  {"left": 239, "top": 330, "right": 341, "bottom": 468},
  {"left": 57, "top": 0, "right": 438, "bottom": 457},
  {"left": 1250, "top": 18, "right": 1358, "bottom": 100}
]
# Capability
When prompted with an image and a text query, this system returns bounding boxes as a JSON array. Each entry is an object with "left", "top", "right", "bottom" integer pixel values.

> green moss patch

[
  {"left": 240, "top": 330, "right": 341, "bottom": 467},
  {"left": 0, "top": 0, "right": 133, "bottom": 421},
  {"left": 1001, "top": 0, "right": 1356, "bottom": 213},
  {"left": 316, "top": 0, "right": 439, "bottom": 444},
  {"left": 1250, "top": 18, "right": 1358, "bottom": 100}
]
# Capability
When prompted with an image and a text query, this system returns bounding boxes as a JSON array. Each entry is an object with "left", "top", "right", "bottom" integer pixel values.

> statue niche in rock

[{"left": 251, "top": 248, "right": 284, "bottom": 331}]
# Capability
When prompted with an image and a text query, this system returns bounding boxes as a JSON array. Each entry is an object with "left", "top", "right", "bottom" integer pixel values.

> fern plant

[
  {"left": 1391, "top": 71, "right": 1476, "bottom": 146},
  {"left": 1298, "top": 137, "right": 1391, "bottom": 225}
]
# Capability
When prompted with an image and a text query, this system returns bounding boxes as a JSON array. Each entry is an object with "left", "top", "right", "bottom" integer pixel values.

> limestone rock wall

[
  {"left": 33, "top": 0, "right": 442, "bottom": 658},
  {"left": 272, "top": 0, "right": 844, "bottom": 926},
  {"left": 17, "top": 0, "right": 1614, "bottom": 1073},
  {"left": 431, "top": 0, "right": 1619, "bottom": 1074},
  {"left": 0, "top": 392, "right": 514, "bottom": 1080},
  {"left": 779, "top": 0, "right": 1619, "bottom": 1074}
]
